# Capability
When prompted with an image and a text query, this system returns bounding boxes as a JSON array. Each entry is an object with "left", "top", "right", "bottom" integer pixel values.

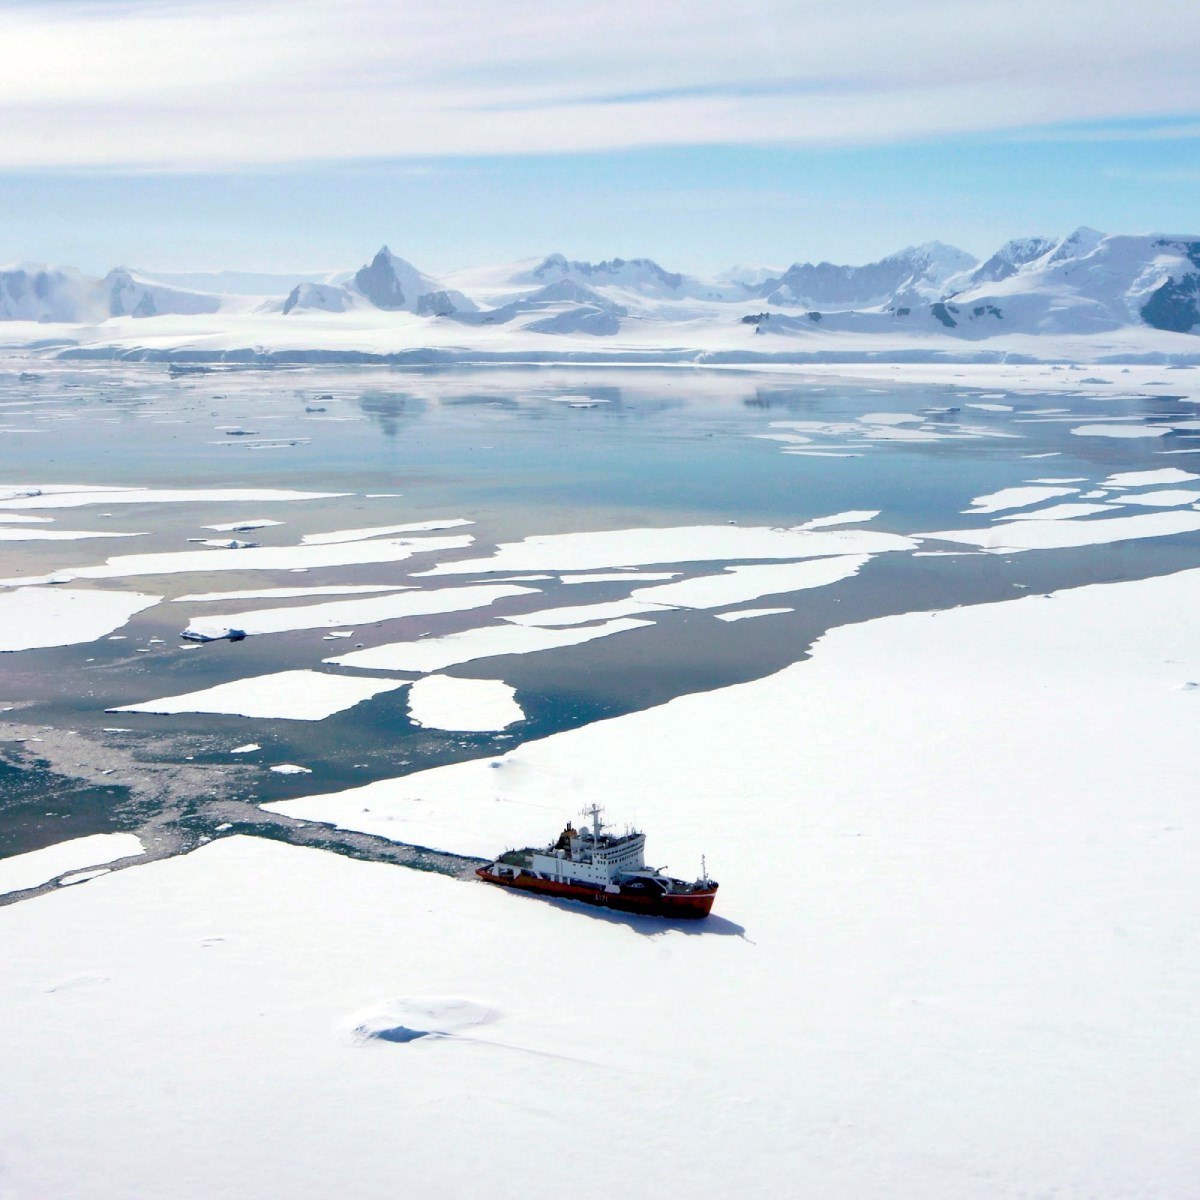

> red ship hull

[{"left": 476, "top": 866, "right": 717, "bottom": 919}]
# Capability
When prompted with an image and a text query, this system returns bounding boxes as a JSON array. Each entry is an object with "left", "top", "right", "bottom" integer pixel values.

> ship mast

[{"left": 582, "top": 803, "right": 603, "bottom": 843}]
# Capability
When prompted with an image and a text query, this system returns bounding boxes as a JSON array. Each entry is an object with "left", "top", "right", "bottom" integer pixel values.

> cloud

[{"left": 2, "top": 0, "right": 1199, "bottom": 168}]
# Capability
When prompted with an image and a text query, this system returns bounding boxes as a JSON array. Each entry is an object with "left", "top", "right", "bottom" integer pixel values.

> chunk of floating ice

[
  {"left": 1107, "top": 490, "right": 1200, "bottom": 508},
  {"left": 0, "top": 514, "right": 54, "bottom": 524},
  {"left": 964, "top": 402, "right": 1014, "bottom": 412},
  {"left": 0, "top": 487, "right": 348, "bottom": 510},
  {"left": 182, "top": 584, "right": 535, "bottom": 640},
  {"left": 964, "top": 486, "right": 1077, "bottom": 514},
  {"left": 798, "top": 511, "right": 880, "bottom": 530},
  {"left": 174, "top": 585, "right": 408, "bottom": 603},
  {"left": 1000, "top": 503, "right": 1115, "bottom": 521},
  {"left": 630, "top": 555, "right": 871, "bottom": 610},
  {"left": 0, "top": 587, "right": 161, "bottom": 653},
  {"left": 922, "top": 509, "right": 1200, "bottom": 553},
  {"left": 0, "top": 528, "right": 145, "bottom": 542},
  {"left": 1071, "top": 425, "right": 1169, "bottom": 439},
  {"left": 199, "top": 539, "right": 259, "bottom": 550},
  {"left": 715, "top": 607, "right": 793, "bottom": 622},
  {"left": 407, "top": 676, "right": 523, "bottom": 732},
  {"left": 558, "top": 572, "right": 679, "bottom": 584},
  {"left": 417, "top": 525, "right": 914, "bottom": 576},
  {"left": 111, "top": 670, "right": 408, "bottom": 722},
  {"left": 327, "top": 617, "right": 652, "bottom": 674},
  {"left": 300, "top": 519, "right": 473, "bottom": 545},
  {"left": 230, "top": 743, "right": 261, "bottom": 754},
  {"left": 0, "top": 833, "right": 144, "bottom": 897},
  {"left": 270, "top": 764, "right": 312, "bottom": 775},
  {"left": 203, "top": 519, "right": 284, "bottom": 533},
  {"left": 505, "top": 598, "right": 671, "bottom": 628},
  {"left": 1102, "top": 468, "right": 1200, "bottom": 488},
  {"left": 4, "top": 535, "right": 474, "bottom": 586},
  {"left": 322, "top": 631, "right": 354, "bottom": 640}
]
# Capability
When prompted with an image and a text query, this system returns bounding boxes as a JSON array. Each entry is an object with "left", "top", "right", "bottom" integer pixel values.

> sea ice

[
  {"left": 714, "top": 607, "right": 793, "bottom": 622},
  {"left": 327, "top": 617, "right": 651, "bottom": 674},
  {"left": 0, "top": 833, "right": 143, "bottom": 897},
  {"left": 964, "top": 486, "right": 1077, "bottom": 514},
  {"left": 182, "top": 584, "right": 535, "bottom": 640},
  {"left": 4, "top": 535, "right": 475, "bottom": 586},
  {"left": 629, "top": 555, "right": 870, "bottom": 609},
  {"left": 174, "top": 585, "right": 409, "bottom": 603},
  {"left": 417, "top": 525, "right": 915, "bottom": 576},
  {"left": 923, "top": 510, "right": 1200, "bottom": 552},
  {"left": 112, "top": 670, "right": 408, "bottom": 722},
  {"left": 0, "top": 587, "right": 161, "bottom": 652},
  {"left": 406, "top": 675, "right": 523, "bottom": 732},
  {"left": 299, "top": 519, "right": 473, "bottom": 545}
]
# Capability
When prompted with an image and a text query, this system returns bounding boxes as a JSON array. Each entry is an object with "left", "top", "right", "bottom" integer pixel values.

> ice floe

[
  {"left": 113, "top": 670, "right": 408, "bottom": 721},
  {"left": 3, "top": 535, "right": 475, "bottom": 586},
  {"left": 327, "top": 617, "right": 651, "bottom": 674},
  {"left": 798, "top": 510, "right": 880, "bottom": 530},
  {"left": 923, "top": 509, "right": 1200, "bottom": 552},
  {"left": 299, "top": 519, "right": 473, "bottom": 545},
  {"left": 629, "top": 555, "right": 870, "bottom": 609},
  {"left": 0, "top": 527, "right": 144, "bottom": 542},
  {"left": 1000, "top": 503, "right": 1116, "bottom": 521},
  {"left": 406, "top": 675, "right": 523, "bottom": 732},
  {"left": 1070, "top": 424, "right": 1169, "bottom": 439},
  {"left": 418, "top": 525, "right": 915, "bottom": 576},
  {"left": 270, "top": 764, "right": 312, "bottom": 775},
  {"left": 714, "top": 607, "right": 793, "bottom": 622},
  {"left": 173, "top": 585, "right": 409, "bottom": 603},
  {"left": 203, "top": 519, "right": 284, "bottom": 532},
  {"left": 558, "top": 572, "right": 679, "bottom": 584},
  {"left": 964, "top": 486, "right": 1078, "bottom": 514},
  {"left": 0, "top": 487, "right": 348, "bottom": 510},
  {"left": 1102, "top": 468, "right": 1200, "bottom": 488},
  {"left": 181, "top": 584, "right": 535, "bottom": 640},
  {"left": 1106, "top": 490, "right": 1200, "bottom": 508},
  {"left": 504, "top": 598, "right": 670, "bottom": 628},
  {"left": 0, "top": 587, "right": 161, "bottom": 652},
  {"left": 0, "top": 833, "right": 143, "bottom": 897}
]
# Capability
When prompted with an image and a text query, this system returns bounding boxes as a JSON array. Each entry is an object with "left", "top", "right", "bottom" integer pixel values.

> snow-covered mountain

[
  {"left": 753, "top": 242, "right": 978, "bottom": 309},
  {"left": 278, "top": 247, "right": 477, "bottom": 318},
  {"left": 0, "top": 264, "right": 104, "bottom": 322},
  {"left": 104, "top": 269, "right": 222, "bottom": 319},
  {"left": 4, "top": 233, "right": 1200, "bottom": 354}
]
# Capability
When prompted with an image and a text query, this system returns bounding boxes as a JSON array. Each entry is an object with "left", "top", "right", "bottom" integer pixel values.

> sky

[{"left": 1, "top": 0, "right": 1198, "bottom": 276}]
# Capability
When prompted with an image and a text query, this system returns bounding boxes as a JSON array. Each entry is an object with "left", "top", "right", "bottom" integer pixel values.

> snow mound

[{"left": 342, "top": 997, "right": 498, "bottom": 1046}]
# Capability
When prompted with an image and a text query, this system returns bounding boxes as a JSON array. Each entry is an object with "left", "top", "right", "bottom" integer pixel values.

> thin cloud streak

[{"left": 1, "top": 0, "right": 1199, "bottom": 168}]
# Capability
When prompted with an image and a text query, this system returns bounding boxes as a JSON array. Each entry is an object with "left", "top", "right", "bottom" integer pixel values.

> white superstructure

[{"left": 529, "top": 804, "right": 649, "bottom": 886}]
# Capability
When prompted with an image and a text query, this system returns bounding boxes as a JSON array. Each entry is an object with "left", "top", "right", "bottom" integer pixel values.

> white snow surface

[
  {"left": 3, "top": 534, "right": 474, "bottom": 586},
  {"left": 1103, "top": 468, "right": 1200, "bottom": 488},
  {"left": 629, "top": 555, "right": 870, "bottom": 609},
  {"left": 203, "top": 519, "right": 284, "bottom": 532},
  {"left": 112, "top": 670, "right": 407, "bottom": 721},
  {"left": 5, "top": 568, "right": 1200, "bottom": 1196},
  {"left": 924, "top": 509, "right": 1200, "bottom": 552},
  {"left": 326, "top": 617, "right": 651, "bottom": 674},
  {"left": 713, "top": 607, "right": 793, "bottom": 622},
  {"left": 0, "top": 833, "right": 143, "bottom": 897},
  {"left": 181, "top": 584, "right": 535, "bottom": 640},
  {"left": 0, "top": 587, "right": 160, "bottom": 652},
  {"left": 173, "top": 585, "right": 408, "bottom": 603},
  {"left": 1108, "top": 489, "right": 1200, "bottom": 508},
  {"left": 0, "top": 527, "right": 144, "bottom": 542},
  {"left": 299, "top": 519, "right": 473, "bottom": 544},
  {"left": 1071, "top": 424, "right": 1170, "bottom": 439},
  {"left": 965, "top": 485, "right": 1077, "bottom": 514},
  {"left": 503, "top": 597, "right": 671, "bottom": 628},
  {"left": 406, "top": 675, "right": 523, "bottom": 732},
  {"left": 0, "top": 487, "right": 347, "bottom": 510},
  {"left": 418, "top": 525, "right": 914, "bottom": 575}
]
